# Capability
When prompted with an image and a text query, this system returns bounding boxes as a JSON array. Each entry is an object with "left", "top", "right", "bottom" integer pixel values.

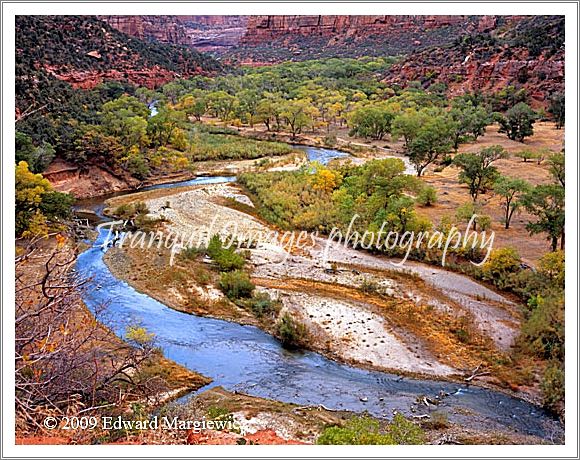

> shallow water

[{"left": 75, "top": 147, "right": 562, "bottom": 440}]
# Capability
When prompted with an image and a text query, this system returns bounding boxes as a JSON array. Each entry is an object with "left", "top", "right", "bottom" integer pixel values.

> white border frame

[{"left": 2, "top": 2, "right": 578, "bottom": 458}]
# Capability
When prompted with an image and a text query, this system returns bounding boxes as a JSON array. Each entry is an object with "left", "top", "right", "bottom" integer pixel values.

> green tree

[
  {"left": 515, "top": 149, "right": 540, "bottom": 163},
  {"left": 453, "top": 145, "right": 508, "bottom": 201},
  {"left": 496, "top": 102, "right": 537, "bottom": 142},
  {"left": 493, "top": 176, "right": 532, "bottom": 229},
  {"left": 147, "top": 106, "right": 186, "bottom": 148},
  {"left": 176, "top": 90, "right": 207, "bottom": 121},
  {"left": 548, "top": 92, "right": 565, "bottom": 129},
  {"left": 391, "top": 108, "right": 430, "bottom": 148},
  {"left": 449, "top": 98, "right": 491, "bottom": 149},
  {"left": 281, "top": 99, "right": 319, "bottom": 139},
  {"left": 548, "top": 152, "right": 565, "bottom": 187},
  {"left": 15, "top": 132, "right": 55, "bottom": 173},
  {"left": 101, "top": 96, "right": 150, "bottom": 148},
  {"left": 206, "top": 90, "right": 239, "bottom": 121},
  {"left": 523, "top": 184, "right": 565, "bottom": 251},
  {"left": 347, "top": 102, "right": 397, "bottom": 140},
  {"left": 408, "top": 114, "right": 454, "bottom": 176}
]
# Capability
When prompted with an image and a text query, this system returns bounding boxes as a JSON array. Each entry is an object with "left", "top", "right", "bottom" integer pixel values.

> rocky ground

[{"left": 103, "top": 182, "right": 534, "bottom": 397}]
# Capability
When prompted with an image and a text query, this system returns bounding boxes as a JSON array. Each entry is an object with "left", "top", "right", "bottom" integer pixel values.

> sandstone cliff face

[
  {"left": 242, "top": 15, "right": 473, "bottom": 41},
  {"left": 100, "top": 15, "right": 249, "bottom": 52},
  {"left": 99, "top": 15, "right": 189, "bottom": 44}
]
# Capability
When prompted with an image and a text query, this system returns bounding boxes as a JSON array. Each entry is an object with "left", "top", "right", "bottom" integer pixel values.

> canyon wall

[{"left": 99, "top": 15, "right": 249, "bottom": 52}]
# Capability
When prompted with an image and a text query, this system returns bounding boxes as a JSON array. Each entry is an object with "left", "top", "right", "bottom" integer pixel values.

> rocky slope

[
  {"left": 15, "top": 15, "right": 220, "bottom": 100},
  {"left": 382, "top": 15, "right": 564, "bottom": 105},
  {"left": 228, "top": 15, "right": 524, "bottom": 62}
]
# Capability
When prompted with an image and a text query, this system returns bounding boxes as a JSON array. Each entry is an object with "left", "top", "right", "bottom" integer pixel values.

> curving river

[{"left": 75, "top": 146, "right": 562, "bottom": 440}]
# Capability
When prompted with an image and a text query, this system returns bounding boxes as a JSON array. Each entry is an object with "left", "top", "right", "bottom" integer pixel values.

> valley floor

[{"left": 102, "top": 181, "right": 539, "bottom": 402}]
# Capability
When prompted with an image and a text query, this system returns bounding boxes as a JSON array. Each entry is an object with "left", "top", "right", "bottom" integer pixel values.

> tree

[
  {"left": 237, "top": 89, "right": 261, "bottom": 127},
  {"left": 347, "top": 102, "right": 397, "bottom": 140},
  {"left": 147, "top": 106, "right": 186, "bottom": 148},
  {"left": 280, "top": 99, "right": 319, "bottom": 139},
  {"left": 257, "top": 95, "right": 283, "bottom": 132},
  {"left": 15, "top": 161, "right": 72, "bottom": 237},
  {"left": 493, "top": 176, "right": 532, "bottom": 229},
  {"left": 548, "top": 92, "right": 565, "bottom": 129},
  {"left": 176, "top": 90, "right": 207, "bottom": 121},
  {"left": 449, "top": 99, "right": 491, "bottom": 149},
  {"left": 496, "top": 102, "right": 537, "bottom": 142},
  {"left": 206, "top": 90, "right": 239, "bottom": 121},
  {"left": 391, "top": 109, "right": 430, "bottom": 148},
  {"left": 453, "top": 145, "right": 508, "bottom": 201},
  {"left": 408, "top": 115, "right": 454, "bottom": 176},
  {"left": 16, "top": 131, "right": 55, "bottom": 173},
  {"left": 101, "top": 96, "right": 150, "bottom": 148},
  {"left": 523, "top": 185, "right": 565, "bottom": 251},
  {"left": 515, "top": 149, "right": 540, "bottom": 163},
  {"left": 548, "top": 152, "right": 565, "bottom": 187}
]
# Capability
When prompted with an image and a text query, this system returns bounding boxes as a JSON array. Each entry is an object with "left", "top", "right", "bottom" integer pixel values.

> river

[{"left": 75, "top": 146, "right": 562, "bottom": 440}]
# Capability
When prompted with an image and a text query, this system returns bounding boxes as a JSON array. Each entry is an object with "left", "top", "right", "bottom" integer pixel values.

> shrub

[
  {"left": 480, "top": 247, "right": 521, "bottom": 288},
  {"left": 519, "top": 292, "right": 564, "bottom": 361},
  {"left": 219, "top": 270, "right": 255, "bottom": 300},
  {"left": 317, "top": 416, "right": 394, "bottom": 445},
  {"left": 244, "top": 291, "right": 281, "bottom": 318},
  {"left": 538, "top": 250, "right": 565, "bottom": 288},
  {"left": 316, "top": 414, "right": 425, "bottom": 445},
  {"left": 422, "top": 411, "right": 450, "bottom": 430},
  {"left": 476, "top": 214, "right": 492, "bottom": 231},
  {"left": 540, "top": 361, "right": 564, "bottom": 413},
  {"left": 360, "top": 278, "right": 379, "bottom": 294},
  {"left": 416, "top": 185, "right": 437, "bottom": 206},
  {"left": 180, "top": 246, "right": 203, "bottom": 261},
  {"left": 207, "top": 234, "right": 245, "bottom": 271},
  {"left": 276, "top": 313, "right": 308, "bottom": 348},
  {"left": 387, "top": 413, "right": 426, "bottom": 444}
]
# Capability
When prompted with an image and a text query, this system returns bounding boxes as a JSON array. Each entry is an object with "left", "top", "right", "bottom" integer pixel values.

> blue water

[
  {"left": 292, "top": 145, "right": 350, "bottom": 165},
  {"left": 74, "top": 147, "right": 562, "bottom": 440}
]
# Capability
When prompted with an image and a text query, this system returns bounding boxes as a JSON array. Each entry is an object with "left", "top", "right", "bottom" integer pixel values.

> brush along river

[{"left": 75, "top": 146, "right": 562, "bottom": 440}]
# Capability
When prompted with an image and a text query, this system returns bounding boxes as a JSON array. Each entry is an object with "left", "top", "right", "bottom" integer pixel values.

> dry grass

[{"left": 417, "top": 122, "right": 564, "bottom": 264}]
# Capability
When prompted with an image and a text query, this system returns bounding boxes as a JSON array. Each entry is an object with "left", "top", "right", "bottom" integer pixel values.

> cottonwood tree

[
  {"left": 453, "top": 145, "right": 508, "bottom": 201},
  {"left": 347, "top": 102, "right": 397, "bottom": 140},
  {"left": 281, "top": 99, "right": 319, "bottom": 139},
  {"left": 523, "top": 184, "right": 565, "bottom": 251},
  {"left": 496, "top": 102, "right": 537, "bottom": 142},
  {"left": 548, "top": 92, "right": 565, "bottom": 129},
  {"left": 408, "top": 114, "right": 454, "bottom": 176},
  {"left": 548, "top": 152, "right": 565, "bottom": 187},
  {"left": 493, "top": 175, "right": 532, "bottom": 229},
  {"left": 449, "top": 98, "right": 491, "bottom": 149}
]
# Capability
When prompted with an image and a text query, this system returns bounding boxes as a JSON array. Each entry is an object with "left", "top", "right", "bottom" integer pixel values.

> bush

[
  {"left": 538, "top": 250, "right": 565, "bottom": 289},
  {"left": 416, "top": 185, "right": 437, "bottom": 206},
  {"left": 476, "top": 214, "right": 492, "bottom": 231},
  {"left": 388, "top": 413, "right": 426, "bottom": 444},
  {"left": 244, "top": 291, "right": 281, "bottom": 318},
  {"left": 276, "top": 313, "right": 308, "bottom": 348},
  {"left": 519, "top": 292, "right": 564, "bottom": 361},
  {"left": 207, "top": 234, "right": 245, "bottom": 271},
  {"left": 317, "top": 416, "right": 394, "bottom": 445},
  {"left": 180, "top": 246, "right": 204, "bottom": 261},
  {"left": 316, "top": 414, "right": 425, "bottom": 445},
  {"left": 480, "top": 247, "right": 521, "bottom": 288},
  {"left": 540, "top": 361, "right": 564, "bottom": 413},
  {"left": 219, "top": 270, "right": 255, "bottom": 300}
]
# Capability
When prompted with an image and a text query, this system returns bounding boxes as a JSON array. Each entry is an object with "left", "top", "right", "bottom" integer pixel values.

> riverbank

[
  {"left": 101, "top": 181, "right": 543, "bottom": 405},
  {"left": 14, "top": 235, "right": 212, "bottom": 443}
]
